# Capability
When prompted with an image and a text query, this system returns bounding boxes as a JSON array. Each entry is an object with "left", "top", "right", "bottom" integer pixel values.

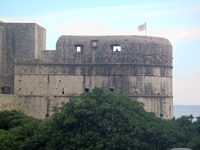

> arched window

[{"left": 1, "top": 86, "right": 11, "bottom": 94}]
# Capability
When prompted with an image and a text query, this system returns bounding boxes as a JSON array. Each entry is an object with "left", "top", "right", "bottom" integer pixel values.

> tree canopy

[{"left": 0, "top": 87, "right": 200, "bottom": 150}]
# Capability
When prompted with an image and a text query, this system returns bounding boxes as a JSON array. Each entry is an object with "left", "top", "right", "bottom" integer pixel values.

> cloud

[
  {"left": 0, "top": 18, "right": 19, "bottom": 22},
  {"left": 56, "top": 20, "right": 112, "bottom": 35},
  {"left": 56, "top": 20, "right": 200, "bottom": 45},
  {"left": 179, "top": 30, "right": 200, "bottom": 38}
]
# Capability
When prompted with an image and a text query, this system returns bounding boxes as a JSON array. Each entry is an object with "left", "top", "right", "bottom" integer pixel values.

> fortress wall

[
  {"left": 56, "top": 36, "right": 172, "bottom": 66},
  {"left": 40, "top": 50, "right": 62, "bottom": 62},
  {"left": 134, "top": 97, "right": 173, "bottom": 119},
  {"left": 14, "top": 74, "right": 172, "bottom": 96},
  {"left": 14, "top": 61, "right": 172, "bottom": 119},
  {"left": 0, "top": 23, "right": 36, "bottom": 59},
  {"left": 14, "top": 60, "right": 172, "bottom": 76},
  {"left": 17, "top": 96, "right": 48, "bottom": 120},
  {"left": 0, "top": 26, "right": 6, "bottom": 74},
  {"left": 0, "top": 94, "right": 18, "bottom": 111},
  {"left": 35, "top": 24, "right": 46, "bottom": 59},
  {"left": 14, "top": 63, "right": 172, "bottom": 96},
  {"left": 0, "top": 23, "right": 173, "bottom": 120},
  {"left": 0, "top": 26, "right": 13, "bottom": 93},
  {"left": 16, "top": 96, "right": 70, "bottom": 120},
  {"left": 0, "top": 23, "right": 46, "bottom": 94}
]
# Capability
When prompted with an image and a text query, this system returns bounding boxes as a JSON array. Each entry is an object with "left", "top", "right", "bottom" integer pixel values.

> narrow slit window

[
  {"left": 76, "top": 46, "right": 81, "bottom": 52},
  {"left": 109, "top": 88, "right": 114, "bottom": 92},
  {"left": 85, "top": 88, "right": 89, "bottom": 93},
  {"left": 113, "top": 46, "right": 121, "bottom": 52},
  {"left": 62, "top": 88, "right": 64, "bottom": 94}
]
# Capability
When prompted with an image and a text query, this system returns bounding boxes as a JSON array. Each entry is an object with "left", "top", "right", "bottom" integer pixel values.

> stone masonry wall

[
  {"left": 0, "top": 94, "right": 18, "bottom": 111},
  {"left": 0, "top": 23, "right": 46, "bottom": 94},
  {"left": 14, "top": 62, "right": 173, "bottom": 119}
]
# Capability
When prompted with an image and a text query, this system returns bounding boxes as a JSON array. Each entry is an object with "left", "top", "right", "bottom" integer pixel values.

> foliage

[
  {"left": 0, "top": 110, "right": 49, "bottom": 150},
  {"left": 0, "top": 88, "right": 200, "bottom": 150},
  {"left": 46, "top": 87, "right": 174, "bottom": 150}
]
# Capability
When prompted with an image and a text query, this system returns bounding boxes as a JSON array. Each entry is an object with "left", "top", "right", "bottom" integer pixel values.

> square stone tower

[{"left": 0, "top": 22, "right": 46, "bottom": 94}]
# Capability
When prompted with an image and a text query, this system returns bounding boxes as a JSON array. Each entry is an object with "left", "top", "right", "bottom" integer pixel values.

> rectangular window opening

[
  {"left": 113, "top": 46, "right": 121, "bottom": 52},
  {"left": 76, "top": 46, "right": 81, "bottom": 52},
  {"left": 91, "top": 40, "right": 98, "bottom": 48},
  {"left": 109, "top": 88, "right": 114, "bottom": 92},
  {"left": 85, "top": 88, "right": 89, "bottom": 93}
]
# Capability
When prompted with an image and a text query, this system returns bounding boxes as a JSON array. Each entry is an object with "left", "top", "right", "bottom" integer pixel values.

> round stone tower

[{"left": 55, "top": 35, "right": 173, "bottom": 119}]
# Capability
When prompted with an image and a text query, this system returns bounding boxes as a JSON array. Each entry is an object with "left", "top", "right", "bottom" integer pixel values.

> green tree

[
  {"left": 0, "top": 110, "right": 49, "bottom": 150},
  {"left": 46, "top": 87, "right": 173, "bottom": 150}
]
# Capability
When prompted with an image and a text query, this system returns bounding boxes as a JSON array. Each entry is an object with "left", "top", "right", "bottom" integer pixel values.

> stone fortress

[{"left": 0, "top": 21, "right": 173, "bottom": 120}]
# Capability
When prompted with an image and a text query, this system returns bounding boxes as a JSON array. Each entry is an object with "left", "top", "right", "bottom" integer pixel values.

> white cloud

[
  {"left": 56, "top": 20, "right": 200, "bottom": 45},
  {"left": 56, "top": 20, "right": 112, "bottom": 35}
]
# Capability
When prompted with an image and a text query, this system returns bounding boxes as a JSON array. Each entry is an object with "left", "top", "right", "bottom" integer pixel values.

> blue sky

[{"left": 0, "top": 0, "right": 200, "bottom": 105}]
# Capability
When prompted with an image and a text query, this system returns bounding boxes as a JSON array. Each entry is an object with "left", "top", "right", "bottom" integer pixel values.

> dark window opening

[
  {"left": 46, "top": 114, "right": 49, "bottom": 118},
  {"left": 109, "top": 88, "right": 114, "bottom": 92},
  {"left": 62, "top": 88, "right": 64, "bottom": 94},
  {"left": 19, "top": 80, "right": 21, "bottom": 82},
  {"left": 1, "top": 86, "right": 11, "bottom": 94},
  {"left": 59, "top": 80, "right": 61, "bottom": 82},
  {"left": 158, "top": 93, "right": 160, "bottom": 95},
  {"left": 19, "top": 88, "right": 21, "bottom": 90},
  {"left": 85, "top": 88, "right": 89, "bottom": 93},
  {"left": 112, "top": 46, "right": 121, "bottom": 52}
]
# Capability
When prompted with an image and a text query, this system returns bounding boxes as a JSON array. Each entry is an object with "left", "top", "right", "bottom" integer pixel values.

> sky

[{"left": 0, "top": 0, "right": 200, "bottom": 105}]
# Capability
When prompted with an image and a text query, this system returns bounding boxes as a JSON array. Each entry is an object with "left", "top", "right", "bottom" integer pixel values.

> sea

[{"left": 173, "top": 105, "right": 200, "bottom": 122}]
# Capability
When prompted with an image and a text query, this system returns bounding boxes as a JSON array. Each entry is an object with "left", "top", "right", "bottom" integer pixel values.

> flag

[{"left": 137, "top": 23, "right": 146, "bottom": 31}]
